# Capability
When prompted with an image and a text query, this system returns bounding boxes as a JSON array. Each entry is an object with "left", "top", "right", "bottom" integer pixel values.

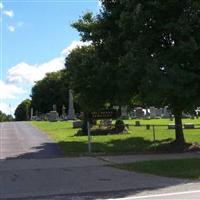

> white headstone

[
  {"left": 121, "top": 105, "right": 128, "bottom": 118},
  {"left": 150, "top": 106, "right": 156, "bottom": 118},
  {"left": 156, "top": 108, "right": 162, "bottom": 116},
  {"left": 62, "top": 105, "right": 66, "bottom": 119},
  {"left": 163, "top": 106, "right": 170, "bottom": 118},
  {"left": 135, "top": 107, "right": 144, "bottom": 118},
  {"left": 47, "top": 111, "right": 58, "bottom": 122},
  {"left": 30, "top": 107, "right": 33, "bottom": 120},
  {"left": 53, "top": 104, "right": 57, "bottom": 111}
]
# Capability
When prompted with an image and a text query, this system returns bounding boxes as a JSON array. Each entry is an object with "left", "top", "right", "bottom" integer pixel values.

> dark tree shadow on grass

[{"left": 3, "top": 137, "right": 175, "bottom": 159}]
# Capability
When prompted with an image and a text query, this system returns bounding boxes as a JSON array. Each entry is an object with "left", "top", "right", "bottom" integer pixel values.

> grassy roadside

[
  {"left": 116, "top": 158, "right": 200, "bottom": 179},
  {"left": 30, "top": 119, "right": 200, "bottom": 155}
]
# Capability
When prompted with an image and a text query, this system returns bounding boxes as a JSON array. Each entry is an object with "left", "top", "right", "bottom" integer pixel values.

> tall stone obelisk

[{"left": 67, "top": 89, "right": 75, "bottom": 120}]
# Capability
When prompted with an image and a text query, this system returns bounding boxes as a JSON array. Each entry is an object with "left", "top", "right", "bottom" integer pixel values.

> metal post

[
  {"left": 152, "top": 125, "right": 156, "bottom": 151},
  {"left": 87, "top": 121, "right": 92, "bottom": 153}
]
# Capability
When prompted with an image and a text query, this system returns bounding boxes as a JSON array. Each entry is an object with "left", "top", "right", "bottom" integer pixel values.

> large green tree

[
  {"left": 71, "top": 0, "right": 200, "bottom": 145},
  {"left": 14, "top": 99, "right": 31, "bottom": 121},
  {"left": 31, "top": 70, "right": 80, "bottom": 115},
  {"left": 66, "top": 45, "right": 116, "bottom": 113},
  {"left": 117, "top": 0, "right": 200, "bottom": 144}
]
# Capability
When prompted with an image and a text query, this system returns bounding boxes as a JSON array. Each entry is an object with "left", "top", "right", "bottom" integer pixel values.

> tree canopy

[
  {"left": 31, "top": 70, "right": 80, "bottom": 115},
  {"left": 68, "top": 0, "right": 200, "bottom": 144},
  {"left": 0, "top": 111, "right": 13, "bottom": 122},
  {"left": 14, "top": 99, "right": 31, "bottom": 121}
]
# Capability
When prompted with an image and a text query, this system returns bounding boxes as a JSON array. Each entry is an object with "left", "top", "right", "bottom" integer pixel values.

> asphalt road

[
  {"left": 1, "top": 157, "right": 199, "bottom": 200},
  {"left": 0, "top": 122, "right": 62, "bottom": 159}
]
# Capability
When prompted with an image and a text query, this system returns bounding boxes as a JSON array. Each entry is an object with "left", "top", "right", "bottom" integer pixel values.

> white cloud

[
  {"left": 0, "top": 103, "right": 11, "bottom": 115},
  {"left": 8, "top": 25, "right": 15, "bottom": 32},
  {"left": 61, "top": 40, "right": 91, "bottom": 56},
  {"left": 0, "top": 2, "right": 3, "bottom": 10},
  {"left": 7, "top": 40, "right": 90, "bottom": 85},
  {"left": 0, "top": 80, "right": 26, "bottom": 99},
  {"left": 7, "top": 22, "right": 24, "bottom": 32},
  {"left": 7, "top": 58, "right": 64, "bottom": 84},
  {"left": 3, "top": 10, "right": 14, "bottom": 18}
]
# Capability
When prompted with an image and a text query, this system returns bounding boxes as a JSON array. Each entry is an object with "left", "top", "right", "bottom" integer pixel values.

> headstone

[
  {"left": 163, "top": 106, "right": 170, "bottom": 118},
  {"left": 156, "top": 108, "right": 162, "bottom": 117},
  {"left": 67, "top": 89, "right": 75, "bottom": 120},
  {"left": 121, "top": 105, "right": 128, "bottom": 118},
  {"left": 150, "top": 107, "right": 156, "bottom": 118},
  {"left": 62, "top": 105, "right": 66, "bottom": 119},
  {"left": 73, "top": 121, "right": 82, "bottom": 128},
  {"left": 30, "top": 107, "right": 33, "bottom": 120},
  {"left": 99, "top": 119, "right": 112, "bottom": 128},
  {"left": 104, "top": 119, "right": 112, "bottom": 127},
  {"left": 53, "top": 104, "right": 57, "bottom": 111},
  {"left": 145, "top": 109, "right": 150, "bottom": 117},
  {"left": 47, "top": 111, "right": 59, "bottom": 122},
  {"left": 120, "top": 105, "right": 129, "bottom": 119},
  {"left": 146, "top": 124, "right": 150, "bottom": 130},
  {"left": 113, "top": 105, "right": 119, "bottom": 110},
  {"left": 135, "top": 107, "right": 144, "bottom": 118},
  {"left": 184, "top": 123, "right": 194, "bottom": 129},
  {"left": 168, "top": 124, "right": 175, "bottom": 129},
  {"left": 135, "top": 121, "right": 141, "bottom": 126}
]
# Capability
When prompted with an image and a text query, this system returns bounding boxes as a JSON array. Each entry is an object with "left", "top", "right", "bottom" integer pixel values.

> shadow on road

[{"left": 3, "top": 142, "right": 63, "bottom": 160}]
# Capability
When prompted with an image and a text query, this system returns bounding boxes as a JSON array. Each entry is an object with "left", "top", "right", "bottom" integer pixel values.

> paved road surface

[
  {"left": 1, "top": 157, "right": 200, "bottom": 199},
  {"left": 0, "top": 122, "right": 62, "bottom": 159}
]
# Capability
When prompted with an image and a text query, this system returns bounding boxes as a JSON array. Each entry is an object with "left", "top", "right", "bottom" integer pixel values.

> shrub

[{"left": 115, "top": 119, "right": 125, "bottom": 132}]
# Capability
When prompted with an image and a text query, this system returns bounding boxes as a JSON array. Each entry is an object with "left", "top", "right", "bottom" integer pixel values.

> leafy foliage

[
  {"left": 14, "top": 99, "right": 31, "bottom": 121},
  {"left": 66, "top": 46, "right": 114, "bottom": 112},
  {"left": 31, "top": 70, "right": 80, "bottom": 115},
  {"left": 0, "top": 111, "right": 13, "bottom": 122},
  {"left": 69, "top": 0, "right": 200, "bottom": 144}
]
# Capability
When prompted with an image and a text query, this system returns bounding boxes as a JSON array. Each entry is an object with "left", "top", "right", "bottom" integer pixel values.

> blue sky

[{"left": 0, "top": 0, "right": 100, "bottom": 115}]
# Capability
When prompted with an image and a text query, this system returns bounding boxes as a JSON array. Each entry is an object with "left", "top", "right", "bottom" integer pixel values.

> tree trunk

[{"left": 174, "top": 110, "right": 185, "bottom": 145}]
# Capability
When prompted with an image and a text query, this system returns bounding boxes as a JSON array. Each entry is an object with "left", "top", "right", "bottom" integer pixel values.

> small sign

[{"left": 89, "top": 109, "right": 119, "bottom": 119}]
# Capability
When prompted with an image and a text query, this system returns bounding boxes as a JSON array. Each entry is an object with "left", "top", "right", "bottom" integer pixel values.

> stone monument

[
  {"left": 30, "top": 107, "right": 33, "bottom": 120},
  {"left": 53, "top": 104, "right": 57, "bottom": 111},
  {"left": 150, "top": 106, "right": 156, "bottom": 118},
  {"left": 135, "top": 107, "right": 144, "bottom": 118},
  {"left": 67, "top": 89, "right": 75, "bottom": 120},
  {"left": 62, "top": 105, "right": 66, "bottom": 119},
  {"left": 163, "top": 106, "right": 170, "bottom": 118},
  {"left": 120, "top": 105, "right": 129, "bottom": 119},
  {"left": 47, "top": 111, "right": 59, "bottom": 122}
]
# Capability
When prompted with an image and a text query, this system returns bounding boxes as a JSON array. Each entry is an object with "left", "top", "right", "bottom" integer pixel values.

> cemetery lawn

[
  {"left": 30, "top": 118, "right": 200, "bottom": 155},
  {"left": 116, "top": 158, "right": 200, "bottom": 179}
]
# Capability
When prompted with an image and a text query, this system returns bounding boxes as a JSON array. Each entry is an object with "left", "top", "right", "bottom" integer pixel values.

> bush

[{"left": 115, "top": 119, "right": 125, "bottom": 132}]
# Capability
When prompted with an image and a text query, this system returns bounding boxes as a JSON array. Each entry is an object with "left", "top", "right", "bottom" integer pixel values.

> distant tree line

[
  {"left": 0, "top": 111, "right": 13, "bottom": 122},
  {"left": 14, "top": 70, "right": 80, "bottom": 121}
]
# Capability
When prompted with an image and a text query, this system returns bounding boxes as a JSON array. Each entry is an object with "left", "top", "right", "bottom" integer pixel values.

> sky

[{"left": 0, "top": 0, "right": 101, "bottom": 115}]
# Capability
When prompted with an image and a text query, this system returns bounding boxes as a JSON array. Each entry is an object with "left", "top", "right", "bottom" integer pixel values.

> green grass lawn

[
  {"left": 30, "top": 118, "right": 200, "bottom": 155},
  {"left": 116, "top": 159, "right": 200, "bottom": 179}
]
